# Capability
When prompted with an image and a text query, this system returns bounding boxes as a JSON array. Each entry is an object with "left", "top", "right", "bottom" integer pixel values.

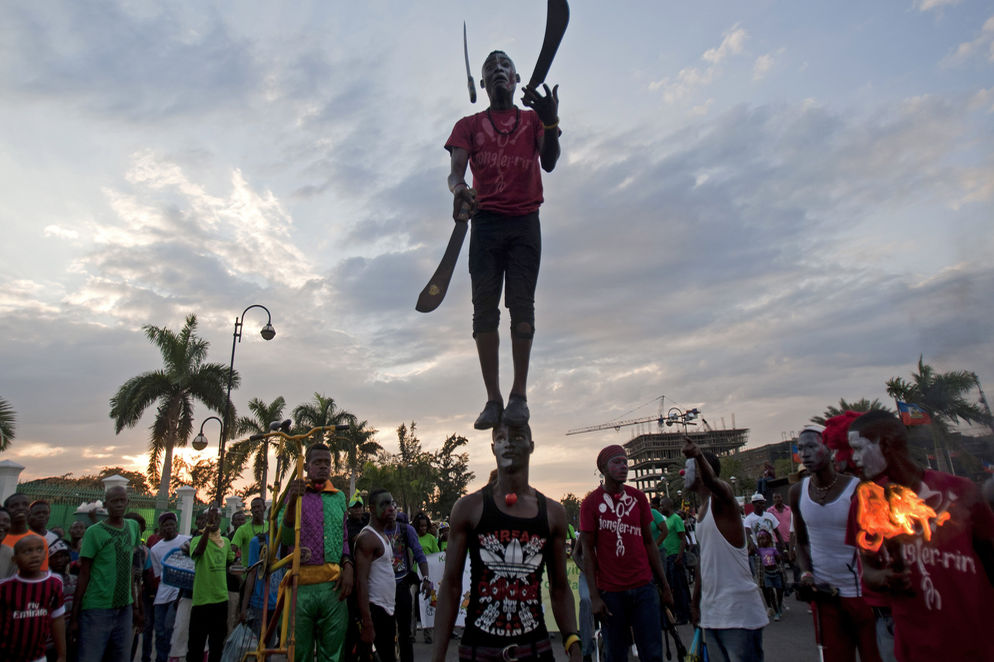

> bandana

[
  {"left": 824, "top": 411, "right": 863, "bottom": 473},
  {"left": 597, "top": 444, "right": 626, "bottom": 472}
]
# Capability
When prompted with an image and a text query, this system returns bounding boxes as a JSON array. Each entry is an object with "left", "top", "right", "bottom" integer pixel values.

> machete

[
  {"left": 464, "top": 21, "right": 477, "bottom": 104},
  {"left": 527, "top": 0, "right": 570, "bottom": 91},
  {"left": 415, "top": 2, "right": 570, "bottom": 313}
]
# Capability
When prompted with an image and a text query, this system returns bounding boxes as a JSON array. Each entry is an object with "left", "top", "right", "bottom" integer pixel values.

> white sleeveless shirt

[
  {"left": 697, "top": 500, "right": 769, "bottom": 630},
  {"left": 360, "top": 525, "right": 397, "bottom": 615},
  {"left": 799, "top": 475, "right": 861, "bottom": 598}
]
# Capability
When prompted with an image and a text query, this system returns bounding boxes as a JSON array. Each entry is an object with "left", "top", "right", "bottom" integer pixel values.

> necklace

[
  {"left": 487, "top": 107, "right": 520, "bottom": 136},
  {"left": 811, "top": 472, "right": 840, "bottom": 498}
]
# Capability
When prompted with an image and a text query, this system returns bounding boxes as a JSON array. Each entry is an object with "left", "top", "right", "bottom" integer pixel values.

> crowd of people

[
  {"left": 0, "top": 460, "right": 450, "bottom": 662},
  {"left": 3, "top": 414, "right": 994, "bottom": 662}
]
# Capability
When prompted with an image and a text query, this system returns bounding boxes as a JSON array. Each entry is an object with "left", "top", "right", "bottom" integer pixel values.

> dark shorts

[
  {"left": 763, "top": 570, "right": 783, "bottom": 589},
  {"left": 468, "top": 210, "right": 541, "bottom": 337},
  {"left": 458, "top": 638, "right": 554, "bottom": 662}
]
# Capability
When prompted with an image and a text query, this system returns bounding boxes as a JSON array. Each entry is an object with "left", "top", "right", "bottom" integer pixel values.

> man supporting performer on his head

[
  {"left": 281, "top": 443, "right": 354, "bottom": 662},
  {"left": 580, "top": 445, "right": 673, "bottom": 662},
  {"left": 445, "top": 49, "right": 562, "bottom": 430},
  {"left": 432, "top": 422, "right": 581, "bottom": 662}
]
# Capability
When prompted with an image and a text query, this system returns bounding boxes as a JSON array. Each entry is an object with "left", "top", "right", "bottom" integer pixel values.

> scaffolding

[{"left": 625, "top": 428, "right": 749, "bottom": 496}]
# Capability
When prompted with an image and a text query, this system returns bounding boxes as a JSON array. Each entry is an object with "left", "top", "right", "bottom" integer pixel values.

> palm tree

[
  {"left": 333, "top": 420, "right": 382, "bottom": 498},
  {"left": 292, "top": 393, "right": 356, "bottom": 446},
  {"left": 0, "top": 396, "right": 15, "bottom": 452},
  {"left": 887, "top": 356, "right": 988, "bottom": 473},
  {"left": 810, "top": 398, "right": 891, "bottom": 425},
  {"left": 230, "top": 396, "right": 287, "bottom": 502},
  {"left": 109, "top": 314, "right": 237, "bottom": 509},
  {"left": 886, "top": 356, "right": 987, "bottom": 430}
]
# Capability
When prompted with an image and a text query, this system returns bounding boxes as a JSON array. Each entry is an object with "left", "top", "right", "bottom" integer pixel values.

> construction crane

[{"left": 566, "top": 395, "right": 711, "bottom": 435}]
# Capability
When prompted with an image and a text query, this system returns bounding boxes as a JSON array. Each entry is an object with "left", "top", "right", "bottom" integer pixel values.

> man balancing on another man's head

[
  {"left": 445, "top": 49, "right": 562, "bottom": 430},
  {"left": 431, "top": 421, "right": 581, "bottom": 662}
]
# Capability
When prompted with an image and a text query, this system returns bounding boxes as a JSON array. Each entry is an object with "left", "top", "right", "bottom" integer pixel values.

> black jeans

[
  {"left": 394, "top": 581, "right": 414, "bottom": 662},
  {"left": 469, "top": 211, "right": 541, "bottom": 337},
  {"left": 371, "top": 603, "right": 397, "bottom": 662},
  {"left": 187, "top": 601, "right": 227, "bottom": 662}
]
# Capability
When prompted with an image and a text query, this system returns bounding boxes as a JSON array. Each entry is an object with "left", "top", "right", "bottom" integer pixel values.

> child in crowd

[
  {"left": 0, "top": 534, "right": 66, "bottom": 662},
  {"left": 47, "top": 539, "right": 76, "bottom": 662},
  {"left": 757, "top": 530, "right": 784, "bottom": 621}
]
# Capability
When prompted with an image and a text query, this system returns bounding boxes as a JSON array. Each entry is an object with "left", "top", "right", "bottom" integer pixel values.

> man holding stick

[{"left": 445, "top": 49, "right": 562, "bottom": 430}]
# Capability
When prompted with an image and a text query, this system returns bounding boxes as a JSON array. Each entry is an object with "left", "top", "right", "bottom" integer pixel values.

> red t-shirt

[
  {"left": 0, "top": 571, "right": 65, "bottom": 662},
  {"left": 580, "top": 485, "right": 653, "bottom": 592},
  {"left": 846, "top": 471, "right": 994, "bottom": 662},
  {"left": 445, "top": 107, "right": 544, "bottom": 217}
]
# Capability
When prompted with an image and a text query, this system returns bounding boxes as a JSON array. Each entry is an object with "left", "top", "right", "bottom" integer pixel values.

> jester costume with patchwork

[
  {"left": 461, "top": 484, "right": 553, "bottom": 661},
  {"left": 279, "top": 480, "right": 351, "bottom": 662}
]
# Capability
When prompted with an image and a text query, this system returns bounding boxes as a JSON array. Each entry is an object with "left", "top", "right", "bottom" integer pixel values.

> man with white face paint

[
  {"left": 845, "top": 410, "right": 994, "bottom": 662},
  {"left": 580, "top": 445, "right": 672, "bottom": 662},
  {"left": 683, "top": 439, "right": 767, "bottom": 662},
  {"left": 789, "top": 421, "right": 881, "bottom": 662}
]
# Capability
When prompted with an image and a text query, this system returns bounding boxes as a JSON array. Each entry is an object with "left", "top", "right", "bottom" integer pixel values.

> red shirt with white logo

[
  {"left": 847, "top": 470, "right": 994, "bottom": 662},
  {"left": 580, "top": 485, "right": 653, "bottom": 592},
  {"left": 445, "top": 107, "right": 545, "bottom": 217}
]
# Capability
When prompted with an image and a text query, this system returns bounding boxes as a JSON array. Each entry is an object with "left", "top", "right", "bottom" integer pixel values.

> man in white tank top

[
  {"left": 683, "top": 438, "right": 768, "bottom": 662},
  {"left": 789, "top": 425, "right": 881, "bottom": 662},
  {"left": 355, "top": 489, "right": 400, "bottom": 662}
]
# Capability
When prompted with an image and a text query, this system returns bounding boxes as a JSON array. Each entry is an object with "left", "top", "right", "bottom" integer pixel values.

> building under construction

[{"left": 626, "top": 427, "right": 749, "bottom": 496}]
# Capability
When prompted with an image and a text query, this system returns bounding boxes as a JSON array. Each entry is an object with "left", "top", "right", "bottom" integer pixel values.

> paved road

[{"left": 412, "top": 600, "right": 822, "bottom": 661}]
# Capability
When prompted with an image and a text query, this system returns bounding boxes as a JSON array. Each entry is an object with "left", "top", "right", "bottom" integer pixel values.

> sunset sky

[{"left": 2, "top": 0, "right": 992, "bottom": 499}]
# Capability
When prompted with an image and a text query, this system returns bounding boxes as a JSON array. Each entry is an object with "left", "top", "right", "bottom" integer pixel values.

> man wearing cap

[
  {"left": 580, "top": 445, "right": 672, "bottom": 662},
  {"left": 743, "top": 493, "right": 782, "bottom": 585}
]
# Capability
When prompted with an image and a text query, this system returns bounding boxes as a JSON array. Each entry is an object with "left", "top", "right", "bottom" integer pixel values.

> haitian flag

[
  {"left": 896, "top": 401, "right": 932, "bottom": 426},
  {"left": 791, "top": 443, "right": 801, "bottom": 464}
]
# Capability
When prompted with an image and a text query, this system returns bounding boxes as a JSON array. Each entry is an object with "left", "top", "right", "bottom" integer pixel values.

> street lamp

[
  {"left": 193, "top": 416, "right": 223, "bottom": 451},
  {"left": 216, "top": 304, "right": 275, "bottom": 505}
]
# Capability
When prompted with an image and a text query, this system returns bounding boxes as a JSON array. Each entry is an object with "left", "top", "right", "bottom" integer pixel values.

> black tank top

[{"left": 463, "top": 484, "right": 551, "bottom": 647}]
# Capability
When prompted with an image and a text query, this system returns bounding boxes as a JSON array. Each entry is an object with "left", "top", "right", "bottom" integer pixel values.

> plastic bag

[{"left": 220, "top": 622, "right": 257, "bottom": 662}]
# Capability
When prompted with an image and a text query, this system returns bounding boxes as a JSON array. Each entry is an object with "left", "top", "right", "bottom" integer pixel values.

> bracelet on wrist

[
  {"left": 543, "top": 118, "right": 559, "bottom": 130},
  {"left": 450, "top": 181, "right": 467, "bottom": 194},
  {"left": 563, "top": 633, "right": 581, "bottom": 653}
]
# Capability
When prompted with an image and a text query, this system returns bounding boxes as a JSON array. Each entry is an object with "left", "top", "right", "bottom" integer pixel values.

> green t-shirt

[
  {"left": 231, "top": 521, "right": 267, "bottom": 557},
  {"left": 418, "top": 533, "right": 440, "bottom": 555},
  {"left": 649, "top": 509, "right": 666, "bottom": 550},
  {"left": 662, "top": 512, "right": 686, "bottom": 557},
  {"left": 190, "top": 534, "right": 236, "bottom": 606},
  {"left": 80, "top": 519, "right": 140, "bottom": 610}
]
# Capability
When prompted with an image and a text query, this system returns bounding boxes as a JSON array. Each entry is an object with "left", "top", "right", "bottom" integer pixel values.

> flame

[{"left": 855, "top": 481, "right": 951, "bottom": 553}]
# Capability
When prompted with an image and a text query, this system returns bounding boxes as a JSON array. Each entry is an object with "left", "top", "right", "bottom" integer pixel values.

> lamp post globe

[
  {"left": 260, "top": 323, "right": 276, "bottom": 341},
  {"left": 192, "top": 433, "right": 208, "bottom": 451}
]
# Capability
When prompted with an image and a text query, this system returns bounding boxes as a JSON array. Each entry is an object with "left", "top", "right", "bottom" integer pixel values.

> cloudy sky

[{"left": 2, "top": 0, "right": 992, "bottom": 500}]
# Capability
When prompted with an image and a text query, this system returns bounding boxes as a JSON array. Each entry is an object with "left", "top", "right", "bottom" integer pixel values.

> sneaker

[
  {"left": 774, "top": 611, "right": 781, "bottom": 621},
  {"left": 474, "top": 400, "right": 503, "bottom": 429},
  {"left": 503, "top": 395, "right": 530, "bottom": 427}
]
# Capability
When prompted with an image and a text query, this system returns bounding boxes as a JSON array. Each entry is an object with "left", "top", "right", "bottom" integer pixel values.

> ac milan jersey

[
  {"left": 0, "top": 571, "right": 65, "bottom": 662},
  {"left": 463, "top": 485, "right": 550, "bottom": 647}
]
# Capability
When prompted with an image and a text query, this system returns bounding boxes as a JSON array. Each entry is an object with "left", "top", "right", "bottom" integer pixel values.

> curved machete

[{"left": 416, "top": 1, "right": 570, "bottom": 313}]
